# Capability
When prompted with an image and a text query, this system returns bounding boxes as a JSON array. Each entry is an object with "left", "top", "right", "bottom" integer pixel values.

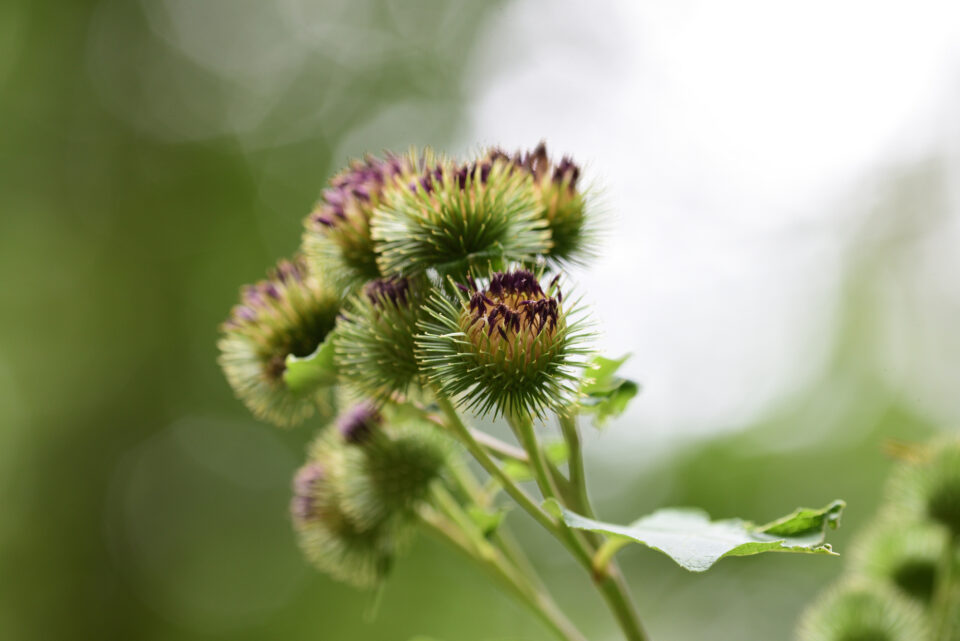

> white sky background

[{"left": 461, "top": 0, "right": 960, "bottom": 445}]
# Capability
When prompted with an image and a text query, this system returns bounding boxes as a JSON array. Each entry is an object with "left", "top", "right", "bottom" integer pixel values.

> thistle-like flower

[
  {"left": 218, "top": 256, "right": 339, "bottom": 427},
  {"left": 887, "top": 437, "right": 960, "bottom": 537},
  {"left": 485, "top": 142, "right": 595, "bottom": 265},
  {"left": 290, "top": 451, "right": 395, "bottom": 589},
  {"left": 417, "top": 269, "right": 591, "bottom": 418},
  {"left": 796, "top": 580, "right": 931, "bottom": 641},
  {"left": 371, "top": 150, "right": 550, "bottom": 280},
  {"left": 335, "top": 406, "right": 450, "bottom": 531},
  {"left": 302, "top": 153, "right": 408, "bottom": 290},
  {"left": 290, "top": 405, "right": 448, "bottom": 587},
  {"left": 850, "top": 518, "right": 948, "bottom": 603},
  {"left": 335, "top": 276, "right": 426, "bottom": 399}
]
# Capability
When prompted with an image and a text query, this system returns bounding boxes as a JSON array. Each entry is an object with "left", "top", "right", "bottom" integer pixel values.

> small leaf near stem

[{"left": 283, "top": 337, "right": 339, "bottom": 393}]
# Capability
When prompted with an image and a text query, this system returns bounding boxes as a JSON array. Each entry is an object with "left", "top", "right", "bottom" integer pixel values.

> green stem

[
  {"left": 470, "top": 428, "right": 530, "bottom": 463},
  {"left": 419, "top": 506, "right": 587, "bottom": 641},
  {"left": 508, "top": 411, "right": 564, "bottom": 503},
  {"left": 594, "top": 537, "right": 631, "bottom": 575},
  {"left": 435, "top": 396, "right": 648, "bottom": 641},
  {"left": 558, "top": 412, "right": 594, "bottom": 518},
  {"left": 435, "top": 396, "right": 561, "bottom": 536},
  {"left": 932, "top": 533, "right": 958, "bottom": 641},
  {"left": 446, "top": 454, "right": 547, "bottom": 590},
  {"left": 502, "top": 408, "right": 647, "bottom": 641}
]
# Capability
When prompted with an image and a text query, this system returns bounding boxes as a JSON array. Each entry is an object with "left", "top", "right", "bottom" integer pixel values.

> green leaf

[
  {"left": 283, "top": 337, "right": 338, "bottom": 394},
  {"left": 579, "top": 354, "right": 639, "bottom": 426},
  {"left": 560, "top": 500, "right": 845, "bottom": 572}
]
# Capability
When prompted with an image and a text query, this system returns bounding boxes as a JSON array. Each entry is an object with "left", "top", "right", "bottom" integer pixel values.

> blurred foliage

[{"left": 0, "top": 1, "right": 955, "bottom": 640}]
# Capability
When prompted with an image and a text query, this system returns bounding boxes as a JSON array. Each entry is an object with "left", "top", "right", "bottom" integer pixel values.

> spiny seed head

[
  {"left": 336, "top": 416, "right": 450, "bottom": 531},
  {"left": 850, "top": 517, "right": 949, "bottom": 603},
  {"left": 335, "top": 276, "right": 427, "bottom": 399},
  {"left": 291, "top": 434, "right": 397, "bottom": 589},
  {"left": 337, "top": 401, "right": 382, "bottom": 445},
  {"left": 483, "top": 142, "right": 594, "bottom": 265},
  {"left": 218, "top": 256, "right": 339, "bottom": 427},
  {"left": 371, "top": 149, "right": 550, "bottom": 281},
  {"left": 887, "top": 437, "right": 960, "bottom": 538},
  {"left": 796, "top": 580, "right": 931, "bottom": 641},
  {"left": 417, "top": 268, "right": 592, "bottom": 418},
  {"left": 303, "top": 153, "right": 409, "bottom": 290}
]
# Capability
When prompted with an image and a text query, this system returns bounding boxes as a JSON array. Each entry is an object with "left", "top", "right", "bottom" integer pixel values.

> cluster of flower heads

[
  {"left": 797, "top": 437, "right": 960, "bottom": 641},
  {"left": 302, "top": 143, "right": 593, "bottom": 290},
  {"left": 218, "top": 142, "right": 597, "bottom": 586}
]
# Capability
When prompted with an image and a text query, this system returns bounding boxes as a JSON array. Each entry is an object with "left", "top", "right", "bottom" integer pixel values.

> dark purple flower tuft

[
  {"left": 310, "top": 153, "right": 408, "bottom": 232},
  {"left": 462, "top": 270, "right": 559, "bottom": 339},
  {"left": 365, "top": 277, "right": 410, "bottom": 306},
  {"left": 290, "top": 462, "right": 326, "bottom": 523},
  {"left": 338, "top": 401, "right": 382, "bottom": 445},
  {"left": 483, "top": 142, "right": 581, "bottom": 192}
]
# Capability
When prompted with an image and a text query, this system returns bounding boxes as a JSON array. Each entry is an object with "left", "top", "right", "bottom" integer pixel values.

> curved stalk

[
  {"left": 420, "top": 505, "right": 587, "bottom": 641},
  {"left": 558, "top": 412, "right": 594, "bottom": 518},
  {"left": 435, "top": 395, "right": 649, "bottom": 641}
]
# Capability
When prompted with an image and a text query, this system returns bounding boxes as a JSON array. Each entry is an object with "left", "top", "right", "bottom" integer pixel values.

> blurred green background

[{"left": 1, "top": 1, "right": 957, "bottom": 640}]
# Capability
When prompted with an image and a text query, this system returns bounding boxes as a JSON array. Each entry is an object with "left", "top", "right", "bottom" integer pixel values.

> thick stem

[
  {"left": 420, "top": 506, "right": 588, "bottom": 641},
  {"left": 558, "top": 412, "right": 594, "bottom": 518},
  {"left": 508, "top": 412, "right": 564, "bottom": 503},
  {"left": 508, "top": 409, "right": 648, "bottom": 641}
]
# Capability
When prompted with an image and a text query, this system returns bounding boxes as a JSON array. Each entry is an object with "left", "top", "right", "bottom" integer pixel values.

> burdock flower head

[
  {"left": 371, "top": 149, "right": 550, "bottom": 281},
  {"left": 887, "top": 437, "right": 960, "bottom": 538},
  {"left": 291, "top": 405, "right": 448, "bottom": 587},
  {"left": 485, "top": 142, "right": 595, "bottom": 265},
  {"left": 218, "top": 256, "right": 339, "bottom": 427},
  {"left": 334, "top": 403, "right": 450, "bottom": 531},
  {"left": 290, "top": 444, "right": 394, "bottom": 589},
  {"left": 335, "top": 276, "right": 426, "bottom": 400},
  {"left": 796, "top": 580, "right": 930, "bottom": 641},
  {"left": 850, "top": 518, "right": 948, "bottom": 603},
  {"left": 303, "top": 153, "right": 408, "bottom": 289},
  {"left": 418, "top": 268, "right": 591, "bottom": 418}
]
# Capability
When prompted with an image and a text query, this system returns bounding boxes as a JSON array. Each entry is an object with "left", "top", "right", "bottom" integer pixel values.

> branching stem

[
  {"left": 419, "top": 506, "right": 587, "bottom": 641},
  {"left": 434, "top": 395, "right": 649, "bottom": 641}
]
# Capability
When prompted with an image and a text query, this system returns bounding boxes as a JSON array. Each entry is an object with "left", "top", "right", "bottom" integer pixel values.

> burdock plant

[{"left": 219, "top": 144, "right": 850, "bottom": 641}]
